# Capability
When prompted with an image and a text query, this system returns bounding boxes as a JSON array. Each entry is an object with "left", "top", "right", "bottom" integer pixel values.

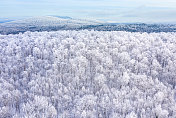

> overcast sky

[{"left": 0, "top": 0, "right": 176, "bottom": 23}]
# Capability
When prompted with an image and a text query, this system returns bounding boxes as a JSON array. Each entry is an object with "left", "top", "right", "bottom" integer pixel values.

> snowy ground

[{"left": 0, "top": 30, "right": 176, "bottom": 118}]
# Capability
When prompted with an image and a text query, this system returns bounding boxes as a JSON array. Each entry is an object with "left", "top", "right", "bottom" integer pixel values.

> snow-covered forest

[{"left": 0, "top": 30, "right": 176, "bottom": 118}]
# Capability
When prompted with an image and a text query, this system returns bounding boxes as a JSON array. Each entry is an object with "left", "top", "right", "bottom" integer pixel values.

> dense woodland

[
  {"left": 0, "top": 30, "right": 176, "bottom": 118},
  {"left": 1, "top": 23, "right": 176, "bottom": 35}
]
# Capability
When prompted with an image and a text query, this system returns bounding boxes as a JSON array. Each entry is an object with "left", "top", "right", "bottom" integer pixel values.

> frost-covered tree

[{"left": 0, "top": 31, "right": 176, "bottom": 117}]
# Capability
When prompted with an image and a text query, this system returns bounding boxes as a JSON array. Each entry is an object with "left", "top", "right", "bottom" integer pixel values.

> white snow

[{"left": 0, "top": 30, "right": 176, "bottom": 118}]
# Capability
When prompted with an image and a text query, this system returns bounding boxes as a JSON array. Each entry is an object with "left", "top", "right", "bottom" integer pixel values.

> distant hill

[
  {"left": 49, "top": 15, "right": 72, "bottom": 19},
  {"left": 0, "top": 16, "right": 104, "bottom": 34},
  {"left": 0, "top": 16, "right": 103, "bottom": 27},
  {"left": 0, "top": 16, "right": 176, "bottom": 34},
  {"left": 0, "top": 20, "right": 14, "bottom": 23}
]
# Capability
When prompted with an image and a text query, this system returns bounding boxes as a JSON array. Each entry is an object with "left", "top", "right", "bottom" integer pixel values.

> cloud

[
  {"left": 120, "top": 6, "right": 176, "bottom": 23},
  {"left": 0, "top": 0, "right": 176, "bottom": 23}
]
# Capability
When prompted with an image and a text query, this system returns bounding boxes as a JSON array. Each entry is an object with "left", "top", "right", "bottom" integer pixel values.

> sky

[{"left": 0, "top": 0, "right": 176, "bottom": 23}]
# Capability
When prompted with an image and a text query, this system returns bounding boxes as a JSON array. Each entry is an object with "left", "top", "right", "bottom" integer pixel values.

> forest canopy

[{"left": 0, "top": 30, "right": 176, "bottom": 118}]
